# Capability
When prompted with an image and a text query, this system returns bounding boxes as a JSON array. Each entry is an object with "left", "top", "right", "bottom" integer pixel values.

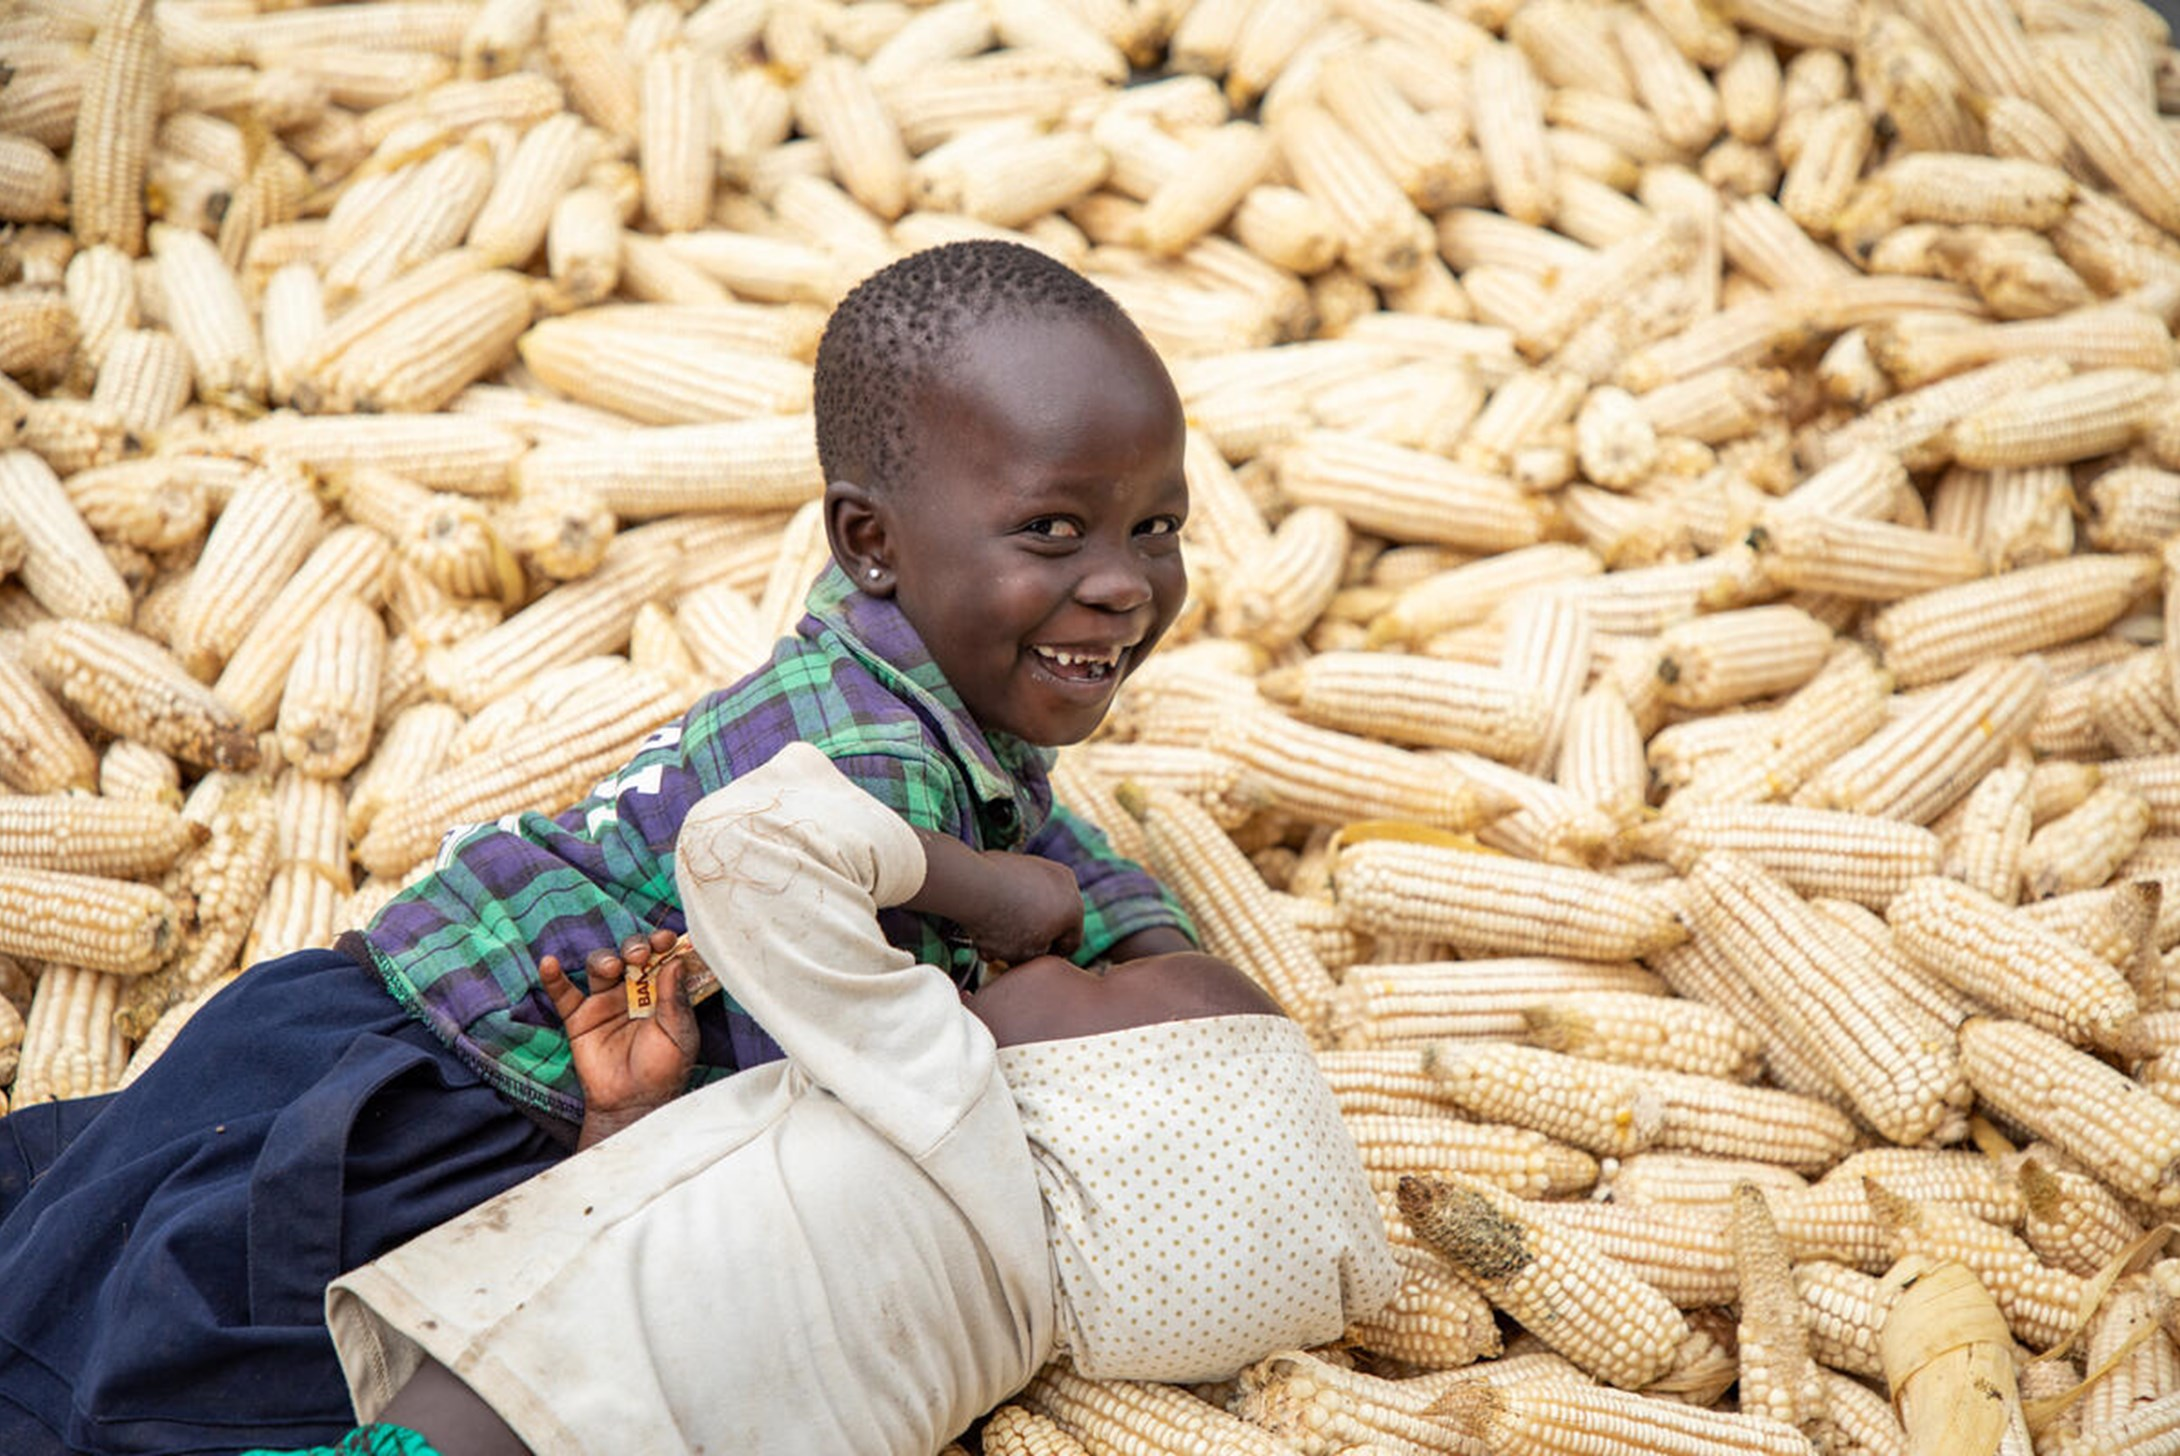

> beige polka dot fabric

[{"left": 996, "top": 1014, "right": 1399, "bottom": 1383}]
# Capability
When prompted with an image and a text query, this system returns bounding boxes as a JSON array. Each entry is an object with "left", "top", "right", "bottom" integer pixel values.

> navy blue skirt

[{"left": 0, "top": 949, "right": 566, "bottom": 1456}]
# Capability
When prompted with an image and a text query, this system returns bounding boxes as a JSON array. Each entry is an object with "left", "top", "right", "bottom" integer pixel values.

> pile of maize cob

[{"left": 8, "top": 0, "right": 2180, "bottom": 1444}]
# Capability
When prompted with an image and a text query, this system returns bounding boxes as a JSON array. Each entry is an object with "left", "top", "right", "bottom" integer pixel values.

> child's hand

[
  {"left": 960, "top": 851, "right": 1085, "bottom": 966},
  {"left": 540, "top": 929, "right": 700, "bottom": 1148}
]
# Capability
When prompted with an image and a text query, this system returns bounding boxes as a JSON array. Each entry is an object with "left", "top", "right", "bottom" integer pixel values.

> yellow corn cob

[
  {"left": 1023, "top": 1365, "right": 1292, "bottom": 1456},
  {"left": 1875, "top": 555, "right": 2159, "bottom": 690},
  {"left": 1644, "top": 806, "right": 1941, "bottom": 912},
  {"left": 1114, "top": 782, "right": 1335, "bottom": 1032},
  {"left": 1961, "top": 1016, "right": 2180, "bottom": 1208},
  {"left": 213, "top": 525, "right": 394, "bottom": 733},
  {"left": 1680, "top": 852, "right": 1970, "bottom": 1145},
  {"left": 24, "top": 620, "right": 257, "bottom": 774},
  {"left": 89, "top": 326, "right": 191, "bottom": 439},
  {"left": 1397, "top": 1172, "right": 1688, "bottom": 1389},
  {"left": 1891, "top": 876, "right": 2140, "bottom": 1051},
  {"left": 357, "top": 667, "right": 686, "bottom": 879},
  {"left": 0, "top": 449, "right": 133, "bottom": 625},
  {"left": 1729, "top": 1183, "right": 1831, "bottom": 1444},
  {"left": 2022, "top": 785, "right": 2151, "bottom": 901},
  {"left": 1328, "top": 957, "right": 1664, "bottom": 1050},
  {"left": 0, "top": 869, "right": 177, "bottom": 977},
  {"left": 1795, "top": 654, "right": 2046, "bottom": 823},
  {"left": 1793, "top": 1261, "right": 1893, "bottom": 1378},
  {"left": 0, "top": 796, "right": 202, "bottom": 879},
  {"left": 12, "top": 964, "right": 131, "bottom": 1106},
  {"left": 70, "top": 0, "right": 164, "bottom": 255},
  {"left": 276, "top": 596, "right": 385, "bottom": 780},
  {"left": 1866, "top": 1181, "right": 2084, "bottom": 1351},
  {"left": 1333, "top": 838, "right": 1684, "bottom": 961}
]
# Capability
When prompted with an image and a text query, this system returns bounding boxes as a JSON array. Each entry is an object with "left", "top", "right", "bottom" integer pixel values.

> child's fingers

[
  {"left": 584, "top": 947, "right": 627, "bottom": 988},
  {"left": 539, "top": 955, "right": 587, "bottom": 1021},
  {"left": 652, "top": 956, "right": 700, "bottom": 1052}
]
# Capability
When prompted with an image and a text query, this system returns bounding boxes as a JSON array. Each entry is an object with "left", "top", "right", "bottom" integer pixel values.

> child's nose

[{"left": 1074, "top": 542, "right": 1155, "bottom": 614}]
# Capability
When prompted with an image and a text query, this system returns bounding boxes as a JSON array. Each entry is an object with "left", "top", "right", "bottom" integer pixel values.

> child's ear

[{"left": 825, "top": 480, "right": 893, "bottom": 594}]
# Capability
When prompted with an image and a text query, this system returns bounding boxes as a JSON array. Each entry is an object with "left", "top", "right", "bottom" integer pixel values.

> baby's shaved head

[{"left": 813, "top": 240, "right": 1140, "bottom": 492}]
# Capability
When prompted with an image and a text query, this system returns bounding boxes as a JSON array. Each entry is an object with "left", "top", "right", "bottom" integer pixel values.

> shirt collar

[{"left": 801, "top": 562, "right": 1055, "bottom": 841}]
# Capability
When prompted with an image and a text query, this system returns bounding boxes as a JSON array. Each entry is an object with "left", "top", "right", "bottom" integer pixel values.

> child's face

[{"left": 868, "top": 311, "right": 1189, "bottom": 746}]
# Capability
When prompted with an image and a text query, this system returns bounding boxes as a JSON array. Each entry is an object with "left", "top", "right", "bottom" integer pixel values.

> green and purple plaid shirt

[{"left": 356, "top": 562, "right": 1193, "bottom": 1125}]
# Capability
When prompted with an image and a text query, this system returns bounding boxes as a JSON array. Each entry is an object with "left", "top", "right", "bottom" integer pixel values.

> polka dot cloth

[{"left": 996, "top": 1014, "right": 1400, "bottom": 1384}]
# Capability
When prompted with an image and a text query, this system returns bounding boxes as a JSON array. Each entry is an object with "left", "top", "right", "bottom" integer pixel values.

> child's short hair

[{"left": 813, "top": 240, "right": 1142, "bottom": 492}]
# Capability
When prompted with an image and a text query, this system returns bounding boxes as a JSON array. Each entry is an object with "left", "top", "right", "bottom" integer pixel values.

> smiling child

[{"left": 0, "top": 242, "right": 1210, "bottom": 1455}]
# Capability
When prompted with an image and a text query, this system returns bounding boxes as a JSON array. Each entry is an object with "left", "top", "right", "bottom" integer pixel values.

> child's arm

[
  {"left": 905, "top": 828, "right": 1084, "bottom": 965},
  {"left": 1024, "top": 803, "right": 1198, "bottom": 964}
]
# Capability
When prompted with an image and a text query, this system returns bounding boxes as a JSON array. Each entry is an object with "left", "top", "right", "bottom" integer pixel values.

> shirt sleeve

[
  {"left": 674, "top": 741, "right": 999, "bottom": 1158},
  {"left": 1025, "top": 802, "right": 1199, "bottom": 962}
]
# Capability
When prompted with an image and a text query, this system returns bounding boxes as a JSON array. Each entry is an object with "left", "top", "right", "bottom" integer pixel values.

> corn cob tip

[
  {"left": 1395, "top": 1173, "right": 1532, "bottom": 1279},
  {"left": 2015, "top": 1157, "right": 2062, "bottom": 1219},
  {"left": 1420, "top": 1381, "right": 1495, "bottom": 1428},
  {"left": 1111, "top": 779, "right": 1151, "bottom": 821}
]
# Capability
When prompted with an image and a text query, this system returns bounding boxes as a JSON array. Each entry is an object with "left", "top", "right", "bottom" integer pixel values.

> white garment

[{"left": 324, "top": 742, "right": 1393, "bottom": 1455}]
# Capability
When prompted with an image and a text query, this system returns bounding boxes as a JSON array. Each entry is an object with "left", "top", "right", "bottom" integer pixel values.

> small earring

[{"left": 867, "top": 567, "right": 882, "bottom": 581}]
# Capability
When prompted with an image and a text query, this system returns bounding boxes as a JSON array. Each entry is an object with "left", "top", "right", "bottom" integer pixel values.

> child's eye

[
  {"left": 1135, "top": 515, "right": 1183, "bottom": 537},
  {"left": 1025, "top": 517, "right": 1082, "bottom": 539}
]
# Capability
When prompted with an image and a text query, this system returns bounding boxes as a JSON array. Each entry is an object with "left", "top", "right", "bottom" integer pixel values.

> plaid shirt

[{"left": 357, "top": 562, "right": 1194, "bottom": 1125}]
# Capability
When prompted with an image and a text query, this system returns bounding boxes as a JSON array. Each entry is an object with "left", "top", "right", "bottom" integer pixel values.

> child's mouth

[{"left": 1030, "top": 644, "right": 1124, "bottom": 685}]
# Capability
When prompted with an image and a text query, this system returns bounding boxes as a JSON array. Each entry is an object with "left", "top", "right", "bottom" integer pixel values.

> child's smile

[{"left": 844, "top": 309, "right": 1190, "bottom": 746}]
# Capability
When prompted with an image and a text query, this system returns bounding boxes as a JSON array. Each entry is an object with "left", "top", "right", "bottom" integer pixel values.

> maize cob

[
  {"left": 1516, "top": 1199, "right": 1736, "bottom": 1307},
  {"left": 24, "top": 619, "right": 257, "bottom": 773},
  {"left": 1114, "top": 782, "right": 1335, "bottom": 1032},
  {"left": 0, "top": 796, "right": 202, "bottom": 879},
  {"left": 1367, "top": 544, "right": 1601, "bottom": 649},
  {"left": 99, "top": 740, "right": 181, "bottom": 809},
  {"left": 1729, "top": 1183, "right": 1831, "bottom": 1444},
  {"left": 0, "top": 648, "right": 99, "bottom": 795},
  {"left": 1343, "top": 1266, "right": 1506, "bottom": 1374},
  {"left": 0, "top": 449, "right": 133, "bottom": 625},
  {"left": 1328, "top": 958, "right": 1664, "bottom": 1050},
  {"left": 1747, "top": 509, "right": 1985, "bottom": 601},
  {"left": 978, "top": 1405, "right": 1088, "bottom": 1456},
  {"left": 2033, "top": 36, "right": 2180, "bottom": 236},
  {"left": 2077, "top": 1275, "right": 2180, "bottom": 1438},
  {"left": 1210, "top": 706, "right": 1514, "bottom": 834},
  {"left": 276, "top": 597, "right": 385, "bottom": 780},
  {"left": 1875, "top": 555, "right": 2158, "bottom": 690},
  {"left": 1397, "top": 1173, "right": 1687, "bottom": 1390},
  {"left": 1892, "top": 876, "right": 2140, "bottom": 1052},
  {"left": 0, "top": 869, "right": 177, "bottom": 977},
  {"left": 1334, "top": 836, "right": 1684, "bottom": 962},
  {"left": 1023, "top": 1365, "right": 1291, "bottom": 1456},
  {"left": 1771, "top": 1149, "right": 2021, "bottom": 1271},
  {"left": 213, "top": 525, "right": 394, "bottom": 733},
  {"left": 12, "top": 964, "right": 131, "bottom": 1106},
  {"left": 1258, "top": 652, "right": 1545, "bottom": 762},
  {"left": 233, "top": 412, "right": 526, "bottom": 498},
  {"left": 2022, "top": 785, "right": 2152, "bottom": 901},
  {"left": 1866, "top": 1182, "right": 2083, "bottom": 1350},
  {"left": 2090, "top": 465, "right": 2180, "bottom": 554},
  {"left": 1795, "top": 1261, "right": 1893, "bottom": 1378},
  {"left": 1960, "top": 1016, "right": 2180, "bottom": 1209},
  {"left": 150, "top": 224, "right": 265, "bottom": 406},
  {"left": 1433, "top": 751, "right": 1616, "bottom": 868},
  {"left": 1949, "top": 368, "right": 2165, "bottom": 471},
  {"left": 1421, "top": 1039, "right": 1665, "bottom": 1158},
  {"left": 467, "top": 114, "right": 594, "bottom": 269},
  {"left": 70, "top": 0, "right": 165, "bottom": 256},
  {"left": 244, "top": 769, "right": 350, "bottom": 964},
  {"left": 1209, "top": 505, "right": 1348, "bottom": 651},
  {"left": 1231, "top": 1347, "right": 1498, "bottom": 1453},
  {"left": 115, "top": 772, "right": 276, "bottom": 1041},
  {"left": 1795, "top": 654, "right": 2046, "bottom": 823},
  {"left": 1681, "top": 852, "right": 1970, "bottom": 1145},
  {"left": 356, "top": 666, "right": 685, "bottom": 878},
  {"left": 1643, "top": 805, "right": 1940, "bottom": 912},
  {"left": 1349, "top": 1113, "right": 1600, "bottom": 1199},
  {"left": 90, "top": 327, "right": 192, "bottom": 439},
  {"left": 1652, "top": 605, "right": 1831, "bottom": 711},
  {"left": 2014, "top": 1153, "right": 2147, "bottom": 1281},
  {"left": 1495, "top": 591, "right": 1590, "bottom": 780},
  {"left": 1272, "top": 104, "right": 1432, "bottom": 286}
]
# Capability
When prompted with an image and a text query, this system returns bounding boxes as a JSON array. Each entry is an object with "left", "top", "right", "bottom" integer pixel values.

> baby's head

[
  {"left": 973, "top": 953, "right": 1399, "bottom": 1383},
  {"left": 813, "top": 241, "right": 1190, "bottom": 747}
]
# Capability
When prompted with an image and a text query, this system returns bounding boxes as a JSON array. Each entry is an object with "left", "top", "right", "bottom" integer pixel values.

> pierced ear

[{"left": 825, "top": 480, "right": 892, "bottom": 593}]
